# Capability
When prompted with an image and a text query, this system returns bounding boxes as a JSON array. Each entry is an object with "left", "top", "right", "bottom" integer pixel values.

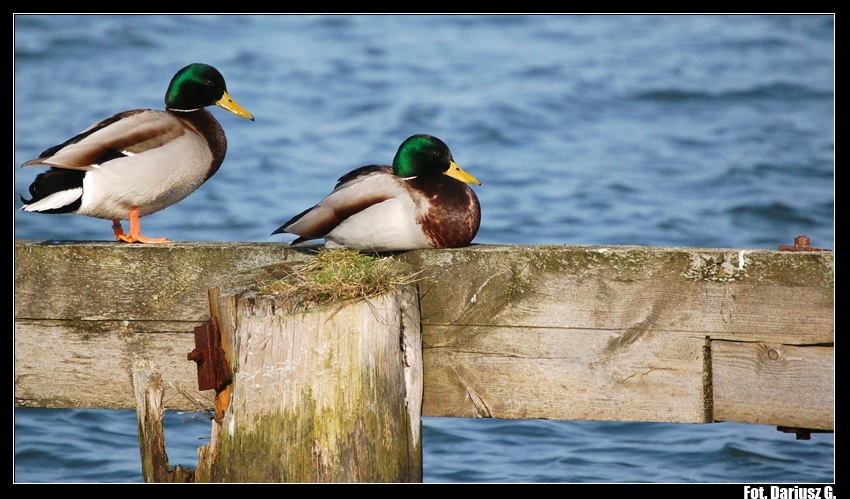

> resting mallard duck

[
  {"left": 272, "top": 134, "right": 481, "bottom": 252},
  {"left": 19, "top": 62, "right": 254, "bottom": 243}
]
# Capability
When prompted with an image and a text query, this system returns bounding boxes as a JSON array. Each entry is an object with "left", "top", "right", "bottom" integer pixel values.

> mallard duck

[
  {"left": 19, "top": 62, "right": 254, "bottom": 243},
  {"left": 272, "top": 134, "right": 481, "bottom": 252}
]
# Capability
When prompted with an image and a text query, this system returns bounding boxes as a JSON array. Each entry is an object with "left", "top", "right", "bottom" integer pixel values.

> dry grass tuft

[{"left": 257, "top": 249, "right": 420, "bottom": 308}]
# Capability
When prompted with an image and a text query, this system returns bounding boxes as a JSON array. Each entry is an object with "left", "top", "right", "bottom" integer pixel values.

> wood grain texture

[
  {"left": 131, "top": 355, "right": 200, "bottom": 482},
  {"left": 196, "top": 284, "right": 422, "bottom": 483},
  {"left": 397, "top": 245, "right": 833, "bottom": 342},
  {"left": 132, "top": 355, "right": 167, "bottom": 483},
  {"left": 421, "top": 326, "right": 708, "bottom": 422},
  {"left": 712, "top": 341, "right": 834, "bottom": 430},
  {"left": 14, "top": 242, "right": 833, "bottom": 429},
  {"left": 14, "top": 241, "right": 313, "bottom": 321},
  {"left": 15, "top": 319, "right": 208, "bottom": 410},
  {"left": 395, "top": 245, "right": 833, "bottom": 424}
]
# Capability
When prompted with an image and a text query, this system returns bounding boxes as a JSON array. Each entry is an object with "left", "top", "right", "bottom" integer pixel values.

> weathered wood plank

[
  {"left": 15, "top": 319, "right": 209, "bottom": 410},
  {"left": 397, "top": 245, "right": 833, "bottom": 425},
  {"left": 14, "top": 241, "right": 313, "bottom": 321},
  {"left": 712, "top": 341, "right": 834, "bottom": 430},
  {"left": 14, "top": 241, "right": 834, "bottom": 429},
  {"left": 421, "top": 326, "right": 709, "bottom": 423},
  {"left": 397, "top": 245, "right": 834, "bottom": 343}
]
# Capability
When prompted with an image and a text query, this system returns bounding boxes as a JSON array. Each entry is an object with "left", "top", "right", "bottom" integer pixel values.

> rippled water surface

[{"left": 14, "top": 14, "right": 834, "bottom": 483}]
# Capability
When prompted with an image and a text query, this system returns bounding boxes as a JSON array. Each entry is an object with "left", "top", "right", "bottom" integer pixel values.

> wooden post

[
  {"left": 131, "top": 355, "right": 194, "bottom": 483},
  {"left": 195, "top": 283, "right": 423, "bottom": 483}
]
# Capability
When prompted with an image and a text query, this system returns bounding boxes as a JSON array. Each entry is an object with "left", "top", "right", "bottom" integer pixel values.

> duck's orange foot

[
  {"left": 115, "top": 232, "right": 172, "bottom": 244},
  {"left": 112, "top": 219, "right": 171, "bottom": 244}
]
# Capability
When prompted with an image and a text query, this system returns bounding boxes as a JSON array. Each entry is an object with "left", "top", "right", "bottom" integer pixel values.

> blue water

[{"left": 14, "top": 14, "right": 834, "bottom": 483}]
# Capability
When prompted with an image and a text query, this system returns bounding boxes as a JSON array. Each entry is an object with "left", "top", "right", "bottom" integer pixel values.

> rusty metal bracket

[
  {"left": 777, "top": 426, "right": 833, "bottom": 440},
  {"left": 187, "top": 315, "right": 232, "bottom": 392},
  {"left": 778, "top": 235, "right": 831, "bottom": 252}
]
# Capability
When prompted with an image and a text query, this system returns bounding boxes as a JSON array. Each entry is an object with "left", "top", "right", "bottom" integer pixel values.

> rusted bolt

[
  {"left": 187, "top": 348, "right": 205, "bottom": 363},
  {"left": 778, "top": 235, "right": 831, "bottom": 252}
]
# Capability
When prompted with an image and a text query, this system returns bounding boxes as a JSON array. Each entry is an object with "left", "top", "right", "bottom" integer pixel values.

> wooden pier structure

[{"left": 14, "top": 240, "right": 834, "bottom": 482}]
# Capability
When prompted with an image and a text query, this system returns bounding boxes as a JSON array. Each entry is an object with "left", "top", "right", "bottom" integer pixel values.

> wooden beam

[
  {"left": 396, "top": 245, "right": 833, "bottom": 424},
  {"left": 712, "top": 341, "right": 833, "bottom": 430},
  {"left": 14, "top": 241, "right": 833, "bottom": 429}
]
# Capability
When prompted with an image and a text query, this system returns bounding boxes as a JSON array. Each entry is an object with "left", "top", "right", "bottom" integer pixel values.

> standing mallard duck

[
  {"left": 272, "top": 134, "right": 481, "bottom": 252},
  {"left": 19, "top": 63, "right": 254, "bottom": 243}
]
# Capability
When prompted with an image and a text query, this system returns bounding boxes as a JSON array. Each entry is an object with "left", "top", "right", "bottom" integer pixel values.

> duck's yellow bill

[
  {"left": 216, "top": 91, "right": 255, "bottom": 121},
  {"left": 445, "top": 161, "right": 481, "bottom": 186}
]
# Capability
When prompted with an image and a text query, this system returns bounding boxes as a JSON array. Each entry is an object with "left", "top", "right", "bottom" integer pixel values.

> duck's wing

[
  {"left": 21, "top": 109, "right": 185, "bottom": 170},
  {"left": 272, "top": 165, "right": 403, "bottom": 241}
]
